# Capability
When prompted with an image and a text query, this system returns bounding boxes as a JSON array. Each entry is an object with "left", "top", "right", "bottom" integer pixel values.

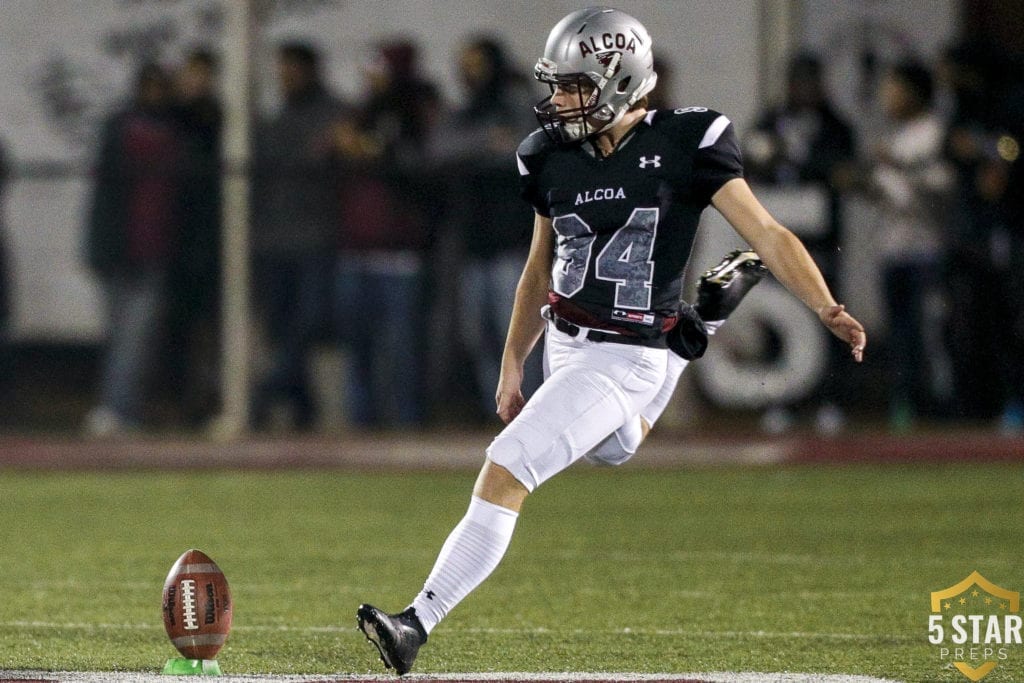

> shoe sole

[
  {"left": 703, "top": 251, "right": 763, "bottom": 287},
  {"left": 357, "top": 607, "right": 397, "bottom": 672}
]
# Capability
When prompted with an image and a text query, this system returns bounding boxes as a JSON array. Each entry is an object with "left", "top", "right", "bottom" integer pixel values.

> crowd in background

[
  {"left": 1, "top": 33, "right": 1021, "bottom": 438},
  {"left": 741, "top": 43, "right": 1024, "bottom": 435},
  {"left": 69, "top": 35, "right": 543, "bottom": 437},
  {"left": 243, "top": 36, "right": 543, "bottom": 434}
]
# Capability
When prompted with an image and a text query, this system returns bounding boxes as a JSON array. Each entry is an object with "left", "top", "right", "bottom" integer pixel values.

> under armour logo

[
  {"left": 639, "top": 155, "right": 661, "bottom": 168},
  {"left": 425, "top": 590, "right": 436, "bottom": 600}
]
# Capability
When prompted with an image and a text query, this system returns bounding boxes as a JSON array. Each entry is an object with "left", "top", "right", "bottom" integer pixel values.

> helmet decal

[{"left": 595, "top": 51, "right": 623, "bottom": 77}]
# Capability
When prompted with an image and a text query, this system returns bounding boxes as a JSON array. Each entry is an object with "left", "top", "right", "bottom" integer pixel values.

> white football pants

[
  {"left": 486, "top": 322, "right": 669, "bottom": 492},
  {"left": 586, "top": 318, "right": 723, "bottom": 466}
]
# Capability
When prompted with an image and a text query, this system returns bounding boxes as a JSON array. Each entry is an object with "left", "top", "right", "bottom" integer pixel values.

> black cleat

[
  {"left": 357, "top": 604, "right": 427, "bottom": 675},
  {"left": 694, "top": 250, "right": 767, "bottom": 322}
]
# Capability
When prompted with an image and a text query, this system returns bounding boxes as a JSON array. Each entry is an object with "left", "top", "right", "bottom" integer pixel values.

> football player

[{"left": 357, "top": 7, "right": 866, "bottom": 674}]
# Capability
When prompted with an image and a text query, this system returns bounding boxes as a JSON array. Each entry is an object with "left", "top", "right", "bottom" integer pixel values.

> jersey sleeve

[
  {"left": 516, "top": 129, "right": 552, "bottom": 217},
  {"left": 691, "top": 115, "right": 744, "bottom": 206}
]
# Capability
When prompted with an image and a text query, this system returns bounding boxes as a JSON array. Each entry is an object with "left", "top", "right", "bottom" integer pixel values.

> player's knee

[
  {"left": 486, "top": 433, "right": 539, "bottom": 493},
  {"left": 473, "top": 459, "right": 530, "bottom": 510},
  {"left": 487, "top": 423, "right": 583, "bottom": 492}
]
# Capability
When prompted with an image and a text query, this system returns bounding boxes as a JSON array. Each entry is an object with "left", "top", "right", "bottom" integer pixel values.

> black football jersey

[{"left": 517, "top": 107, "right": 743, "bottom": 331}]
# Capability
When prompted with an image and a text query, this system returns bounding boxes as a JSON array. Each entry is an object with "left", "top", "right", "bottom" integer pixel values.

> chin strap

[
  {"left": 628, "top": 72, "right": 659, "bottom": 106},
  {"left": 584, "top": 52, "right": 626, "bottom": 137},
  {"left": 593, "top": 52, "right": 622, "bottom": 94},
  {"left": 593, "top": 66, "right": 658, "bottom": 139}
]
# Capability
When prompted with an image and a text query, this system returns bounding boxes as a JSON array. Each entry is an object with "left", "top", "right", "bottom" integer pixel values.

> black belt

[{"left": 549, "top": 312, "right": 667, "bottom": 348}]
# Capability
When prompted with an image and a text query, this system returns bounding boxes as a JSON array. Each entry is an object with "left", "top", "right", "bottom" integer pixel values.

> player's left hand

[{"left": 818, "top": 304, "right": 866, "bottom": 363}]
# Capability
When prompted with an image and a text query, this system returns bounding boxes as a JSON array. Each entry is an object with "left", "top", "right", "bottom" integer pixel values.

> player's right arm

[{"left": 496, "top": 213, "right": 554, "bottom": 424}]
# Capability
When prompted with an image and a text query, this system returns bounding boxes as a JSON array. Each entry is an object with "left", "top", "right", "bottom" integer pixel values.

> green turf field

[{"left": 0, "top": 461, "right": 1021, "bottom": 681}]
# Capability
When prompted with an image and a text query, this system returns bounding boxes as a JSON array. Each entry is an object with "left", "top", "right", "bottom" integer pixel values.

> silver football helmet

[{"left": 534, "top": 6, "right": 658, "bottom": 144}]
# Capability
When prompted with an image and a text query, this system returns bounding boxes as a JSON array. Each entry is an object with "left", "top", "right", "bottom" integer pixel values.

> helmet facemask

[
  {"left": 533, "top": 73, "right": 602, "bottom": 144},
  {"left": 533, "top": 53, "right": 625, "bottom": 145}
]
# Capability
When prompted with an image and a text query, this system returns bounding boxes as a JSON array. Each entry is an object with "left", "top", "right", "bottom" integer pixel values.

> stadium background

[
  {"left": 0, "top": 2, "right": 1023, "bottom": 682},
  {"left": 5, "top": 0, "right": 1017, "bottom": 436}
]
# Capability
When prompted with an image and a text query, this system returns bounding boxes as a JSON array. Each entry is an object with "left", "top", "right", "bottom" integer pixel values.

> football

[{"left": 161, "top": 548, "right": 233, "bottom": 660}]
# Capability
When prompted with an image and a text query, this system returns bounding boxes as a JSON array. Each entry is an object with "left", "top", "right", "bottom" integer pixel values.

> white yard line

[{"left": 0, "top": 620, "right": 910, "bottom": 642}]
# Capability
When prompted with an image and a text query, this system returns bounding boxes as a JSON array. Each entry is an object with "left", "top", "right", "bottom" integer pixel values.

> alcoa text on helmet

[{"left": 534, "top": 6, "right": 658, "bottom": 144}]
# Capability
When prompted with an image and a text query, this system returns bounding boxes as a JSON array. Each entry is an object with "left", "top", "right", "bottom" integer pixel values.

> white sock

[
  {"left": 409, "top": 496, "right": 518, "bottom": 633},
  {"left": 705, "top": 319, "right": 724, "bottom": 335}
]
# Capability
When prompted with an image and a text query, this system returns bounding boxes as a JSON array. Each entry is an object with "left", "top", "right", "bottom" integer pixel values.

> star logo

[{"left": 929, "top": 571, "right": 1021, "bottom": 681}]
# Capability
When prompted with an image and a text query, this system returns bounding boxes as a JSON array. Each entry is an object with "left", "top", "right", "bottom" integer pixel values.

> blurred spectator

[
  {"left": 250, "top": 41, "right": 347, "bottom": 431},
  {"left": 866, "top": 61, "right": 954, "bottom": 432},
  {"left": 0, "top": 137, "right": 11, "bottom": 402},
  {"left": 939, "top": 43, "right": 1024, "bottom": 432},
  {"left": 83, "top": 63, "right": 185, "bottom": 436},
  {"left": 426, "top": 36, "right": 540, "bottom": 421},
  {"left": 745, "top": 53, "right": 857, "bottom": 188},
  {"left": 742, "top": 53, "right": 857, "bottom": 433},
  {"left": 330, "top": 39, "right": 435, "bottom": 428},
  {"left": 167, "top": 47, "right": 223, "bottom": 428}
]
